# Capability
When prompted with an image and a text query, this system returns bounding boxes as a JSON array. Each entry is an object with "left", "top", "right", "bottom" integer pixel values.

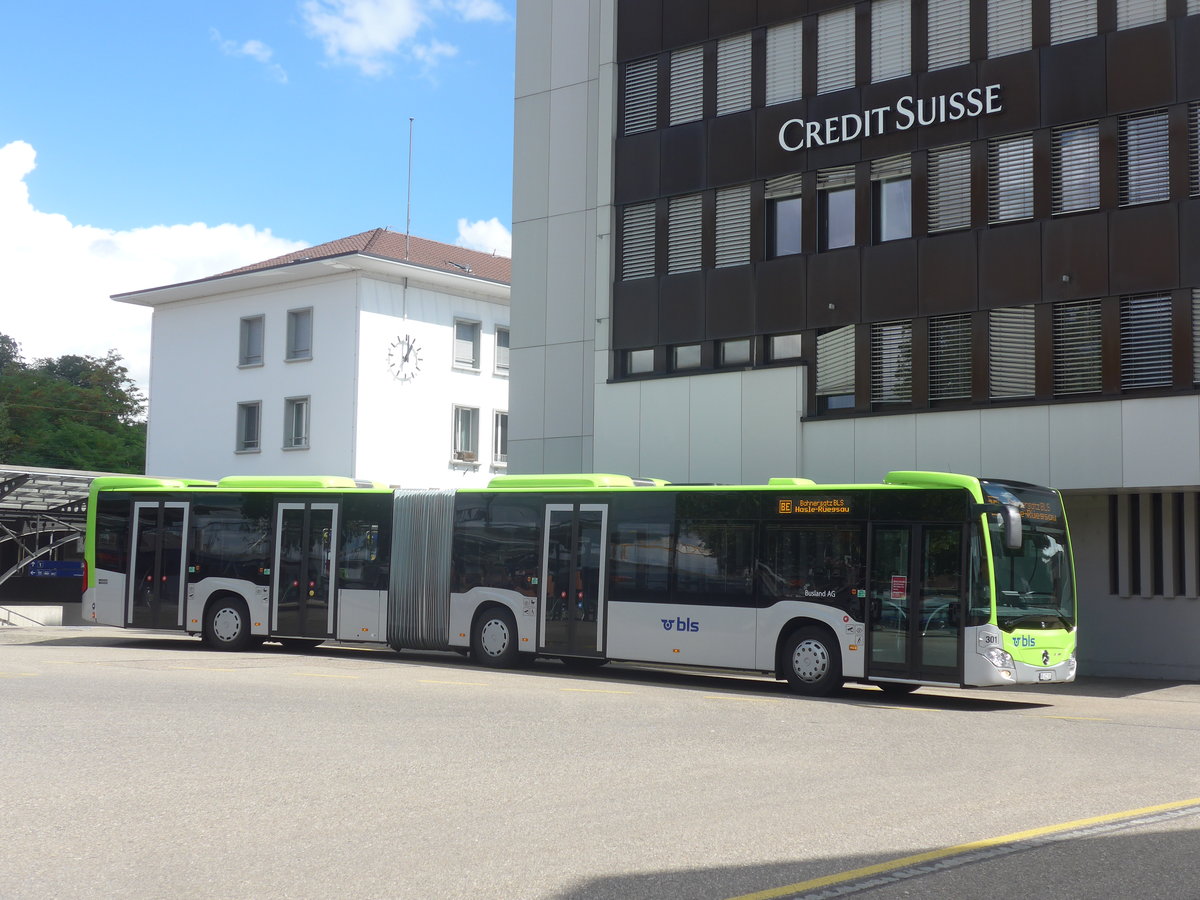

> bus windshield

[{"left": 981, "top": 482, "right": 1075, "bottom": 632}]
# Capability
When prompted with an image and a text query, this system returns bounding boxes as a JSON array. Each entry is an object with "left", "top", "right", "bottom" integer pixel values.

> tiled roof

[{"left": 218, "top": 228, "right": 511, "bottom": 284}]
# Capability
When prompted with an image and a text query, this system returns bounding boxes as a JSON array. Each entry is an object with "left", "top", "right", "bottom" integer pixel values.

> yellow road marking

[
  {"left": 169, "top": 666, "right": 237, "bottom": 672},
  {"left": 419, "top": 679, "right": 488, "bottom": 686},
  {"left": 561, "top": 688, "right": 635, "bottom": 694},
  {"left": 0, "top": 672, "right": 38, "bottom": 678},
  {"left": 290, "top": 672, "right": 359, "bottom": 679},
  {"left": 726, "top": 797, "right": 1200, "bottom": 900},
  {"left": 1034, "top": 714, "right": 1111, "bottom": 722}
]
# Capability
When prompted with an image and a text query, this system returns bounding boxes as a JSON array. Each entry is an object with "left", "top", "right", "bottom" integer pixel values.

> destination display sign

[{"left": 777, "top": 496, "right": 854, "bottom": 516}]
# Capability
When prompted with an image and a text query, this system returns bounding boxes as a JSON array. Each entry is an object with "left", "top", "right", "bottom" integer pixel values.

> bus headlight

[{"left": 984, "top": 646, "right": 1015, "bottom": 669}]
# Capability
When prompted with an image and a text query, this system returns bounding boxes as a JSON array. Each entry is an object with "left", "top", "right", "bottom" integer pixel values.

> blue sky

[{"left": 0, "top": 0, "right": 515, "bottom": 387}]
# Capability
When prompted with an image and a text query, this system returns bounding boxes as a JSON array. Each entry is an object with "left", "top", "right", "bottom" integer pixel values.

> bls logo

[
  {"left": 662, "top": 617, "right": 700, "bottom": 632},
  {"left": 1012, "top": 635, "right": 1038, "bottom": 648}
]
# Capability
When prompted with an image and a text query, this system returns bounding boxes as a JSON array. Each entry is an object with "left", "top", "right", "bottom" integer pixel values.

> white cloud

[
  {"left": 0, "top": 141, "right": 306, "bottom": 391},
  {"left": 455, "top": 217, "right": 511, "bottom": 257},
  {"left": 211, "top": 29, "right": 288, "bottom": 83},
  {"left": 448, "top": 0, "right": 508, "bottom": 23}
]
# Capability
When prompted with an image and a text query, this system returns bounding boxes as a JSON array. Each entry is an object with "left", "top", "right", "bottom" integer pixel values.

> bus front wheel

[
  {"left": 782, "top": 626, "right": 843, "bottom": 697},
  {"left": 471, "top": 607, "right": 519, "bottom": 668},
  {"left": 203, "top": 597, "right": 252, "bottom": 652}
]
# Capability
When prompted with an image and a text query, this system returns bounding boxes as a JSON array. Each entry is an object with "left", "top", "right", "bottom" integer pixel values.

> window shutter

[
  {"left": 927, "top": 0, "right": 970, "bottom": 71},
  {"left": 670, "top": 46, "right": 704, "bottom": 126},
  {"left": 987, "top": 0, "right": 1032, "bottom": 58},
  {"left": 714, "top": 186, "right": 751, "bottom": 269},
  {"left": 1050, "top": 0, "right": 1096, "bottom": 44},
  {"left": 1190, "top": 0, "right": 1200, "bottom": 14},
  {"left": 989, "top": 306, "right": 1036, "bottom": 399},
  {"left": 1193, "top": 290, "right": 1200, "bottom": 385},
  {"left": 1117, "top": 0, "right": 1166, "bottom": 29},
  {"left": 1120, "top": 294, "right": 1173, "bottom": 390},
  {"left": 1190, "top": 102, "right": 1199, "bottom": 198},
  {"left": 872, "top": 0, "right": 911, "bottom": 83},
  {"left": 817, "top": 7, "right": 855, "bottom": 95},
  {"left": 817, "top": 166, "right": 855, "bottom": 191},
  {"left": 623, "top": 57, "right": 657, "bottom": 135},
  {"left": 765, "top": 21, "right": 803, "bottom": 107},
  {"left": 871, "top": 154, "right": 911, "bottom": 182},
  {"left": 765, "top": 173, "right": 804, "bottom": 200},
  {"left": 927, "top": 144, "right": 971, "bottom": 232},
  {"left": 716, "top": 33, "right": 752, "bottom": 116},
  {"left": 988, "top": 134, "right": 1034, "bottom": 223},
  {"left": 928, "top": 315, "right": 972, "bottom": 401},
  {"left": 871, "top": 320, "right": 912, "bottom": 404},
  {"left": 620, "top": 202, "right": 656, "bottom": 281},
  {"left": 1052, "top": 123, "right": 1100, "bottom": 214},
  {"left": 1053, "top": 300, "right": 1102, "bottom": 395},
  {"left": 667, "top": 194, "right": 703, "bottom": 274},
  {"left": 816, "top": 325, "right": 856, "bottom": 398},
  {"left": 1119, "top": 110, "right": 1170, "bottom": 206}
]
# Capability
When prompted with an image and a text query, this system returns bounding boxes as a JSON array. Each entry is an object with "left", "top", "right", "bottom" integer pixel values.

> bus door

[
  {"left": 539, "top": 504, "right": 608, "bottom": 658},
  {"left": 867, "top": 524, "right": 964, "bottom": 684},
  {"left": 272, "top": 503, "right": 339, "bottom": 639},
  {"left": 127, "top": 501, "right": 190, "bottom": 630}
]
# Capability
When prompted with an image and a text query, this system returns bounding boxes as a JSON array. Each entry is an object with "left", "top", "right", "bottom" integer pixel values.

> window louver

[
  {"left": 929, "top": 314, "right": 972, "bottom": 400},
  {"left": 928, "top": 144, "right": 971, "bottom": 232},
  {"left": 1117, "top": 0, "right": 1166, "bottom": 29},
  {"left": 1050, "top": 0, "right": 1096, "bottom": 44},
  {"left": 620, "top": 202, "right": 656, "bottom": 281},
  {"left": 1193, "top": 289, "right": 1200, "bottom": 385},
  {"left": 816, "top": 325, "right": 856, "bottom": 398},
  {"left": 987, "top": 0, "right": 1032, "bottom": 59},
  {"left": 1190, "top": 0, "right": 1200, "bottom": 14},
  {"left": 871, "top": 320, "right": 912, "bottom": 404},
  {"left": 1052, "top": 123, "right": 1100, "bottom": 214},
  {"left": 1120, "top": 294, "right": 1173, "bottom": 390},
  {"left": 623, "top": 57, "right": 657, "bottom": 135},
  {"left": 872, "top": 0, "right": 911, "bottom": 83},
  {"left": 817, "top": 166, "right": 856, "bottom": 191},
  {"left": 667, "top": 194, "right": 703, "bottom": 274},
  {"left": 817, "top": 7, "right": 856, "bottom": 95},
  {"left": 1053, "top": 299, "right": 1102, "bottom": 395},
  {"left": 717, "top": 33, "right": 752, "bottom": 116},
  {"left": 927, "top": 0, "right": 970, "bottom": 71},
  {"left": 765, "top": 173, "right": 804, "bottom": 200},
  {"left": 989, "top": 305, "right": 1036, "bottom": 399},
  {"left": 715, "top": 186, "right": 751, "bottom": 269},
  {"left": 1190, "top": 102, "right": 1199, "bottom": 198},
  {"left": 1119, "top": 110, "right": 1170, "bottom": 206},
  {"left": 988, "top": 133, "right": 1034, "bottom": 223},
  {"left": 871, "top": 154, "right": 911, "bottom": 182},
  {"left": 765, "top": 21, "right": 803, "bottom": 107},
  {"left": 670, "top": 46, "right": 704, "bottom": 126}
]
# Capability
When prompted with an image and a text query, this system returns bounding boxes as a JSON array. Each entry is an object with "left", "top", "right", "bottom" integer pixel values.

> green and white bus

[{"left": 83, "top": 470, "right": 1077, "bottom": 696}]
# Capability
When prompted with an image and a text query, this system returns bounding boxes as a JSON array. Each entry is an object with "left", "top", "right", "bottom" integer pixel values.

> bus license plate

[{"left": 1038, "top": 671, "right": 1054, "bottom": 682}]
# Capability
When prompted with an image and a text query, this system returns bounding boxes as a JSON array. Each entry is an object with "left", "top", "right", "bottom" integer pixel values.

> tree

[{"left": 0, "top": 334, "right": 146, "bottom": 472}]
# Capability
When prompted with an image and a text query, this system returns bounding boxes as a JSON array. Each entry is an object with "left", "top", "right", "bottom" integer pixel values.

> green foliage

[{"left": 0, "top": 335, "right": 146, "bottom": 473}]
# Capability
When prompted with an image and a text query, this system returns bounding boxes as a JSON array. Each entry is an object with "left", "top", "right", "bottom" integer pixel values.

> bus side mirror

[{"left": 975, "top": 502, "right": 1024, "bottom": 551}]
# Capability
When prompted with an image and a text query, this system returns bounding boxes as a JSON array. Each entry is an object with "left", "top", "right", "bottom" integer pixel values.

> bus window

[
  {"left": 761, "top": 526, "right": 866, "bottom": 619},
  {"left": 610, "top": 520, "right": 672, "bottom": 601},
  {"left": 674, "top": 521, "right": 754, "bottom": 604}
]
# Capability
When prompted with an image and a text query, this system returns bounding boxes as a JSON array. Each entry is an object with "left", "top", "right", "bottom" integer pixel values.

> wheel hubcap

[
  {"left": 480, "top": 618, "right": 510, "bottom": 657},
  {"left": 792, "top": 639, "right": 830, "bottom": 683},
  {"left": 212, "top": 607, "right": 242, "bottom": 643}
]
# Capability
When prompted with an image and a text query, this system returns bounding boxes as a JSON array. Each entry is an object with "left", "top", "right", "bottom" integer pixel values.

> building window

[
  {"left": 765, "top": 20, "right": 803, "bottom": 106},
  {"left": 283, "top": 397, "right": 310, "bottom": 450},
  {"left": 452, "top": 406, "right": 479, "bottom": 462},
  {"left": 1117, "top": 0, "right": 1166, "bottom": 30},
  {"left": 286, "top": 308, "right": 312, "bottom": 361},
  {"left": 495, "top": 327, "right": 510, "bottom": 374},
  {"left": 816, "top": 325, "right": 856, "bottom": 411},
  {"left": 817, "top": 166, "right": 856, "bottom": 251},
  {"left": 927, "top": 144, "right": 971, "bottom": 233},
  {"left": 1119, "top": 110, "right": 1170, "bottom": 206},
  {"left": 454, "top": 320, "right": 481, "bottom": 369},
  {"left": 989, "top": 305, "right": 1036, "bottom": 399},
  {"left": 988, "top": 134, "right": 1034, "bottom": 223},
  {"left": 927, "top": 0, "right": 970, "bottom": 71},
  {"left": 620, "top": 202, "right": 656, "bottom": 280},
  {"left": 766, "top": 173, "right": 804, "bottom": 257},
  {"left": 1052, "top": 123, "right": 1100, "bottom": 215},
  {"left": 1120, "top": 294, "right": 1172, "bottom": 391},
  {"left": 769, "top": 333, "right": 803, "bottom": 362},
  {"left": 672, "top": 344, "right": 702, "bottom": 371},
  {"left": 623, "top": 57, "right": 657, "bottom": 135},
  {"left": 625, "top": 348, "right": 655, "bottom": 376},
  {"left": 716, "top": 33, "right": 752, "bottom": 116},
  {"left": 239, "top": 315, "right": 264, "bottom": 367},
  {"left": 929, "top": 314, "right": 972, "bottom": 401},
  {"left": 987, "top": 0, "right": 1032, "bottom": 58},
  {"left": 236, "top": 401, "right": 261, "bottom": 452},
  {"left": 872, "top": 0, "right": 910, "bottom": 83},
  {"left": 669, "top": 46, "right": 704, "bottom": 126},
  {"left": 493, "top": 411, "right": 508, "bottom": 465},
  {"left": 719, "top": 339, "right": 752, "bottom": 367},
  {"left": 872, "top": 320, "right": 912, "bottom": 405},
  {"left": 817, "top": 7, "right": 855, "bottom": 95},
  {"left": 715, "top": 185, "right": 751, "bottom": 268},
  {"left": 1050, "top": 0, "right": 1096, "bottom": 44},
  {"left": 667, "top": 194, "right": 702, "bottom": 274},
  {"left": 872, "top": 155, "right": 911, "bottom": 242},
  {"left": 1053, "top": 300, "right": 1102, "bottom": 395}
]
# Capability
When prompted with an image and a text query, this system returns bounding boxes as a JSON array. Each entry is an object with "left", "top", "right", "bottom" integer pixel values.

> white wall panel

[
  {"left": 741, "top": 368, "right": 801, "bottom": 483},
  {"left": 798, "top": 418, "right": 856, "bottom": 484},
  {"left": 513, "top": 92, "right": 551, "bottom": 224},
  {"left": 509, "top": 345, "right": 546, "bottom": 442},
  {"left": 551, "top": 0, "right": 592, "bottom": 90},
  {"left": 979, "top": 406, "right": 1050, "bottom": 484},
  {"left": 593, "top": 381, "right": 642, "bottom": 476},
  {"left": 914, "top": 410, "right": 983, "bottom": 476},
  {"left": 545, "top": 211, "right": 588, "bottom": 344},
  {"left": 638, "top": 378, "right": 692, "bottom": 481},
  {"left": 852, "top": 416, "right": 917, "bottom": 482},
  {"left": 515, "top": 0, "right": 552, "bottom": 99},
  {"left": 1048, "top": 401, "right": 1123, "bottom": 489},
  {"left": 547, "top": 81, "right": 591, "bottom": 218},
  {"left": 510, "top": 218, "right": 549, "bottom": 350},
  {"left": 1121, "top": 396, "right": 1200, "bottom": 488},
  {"left": 544, "top": 342, "right": 587, "bottom": 439},
  {"left": 689, "top": 374, "right": 743, "bottom": 483},
  {"left": 543, "top": 436, "right": 587, "bottom": 473}
]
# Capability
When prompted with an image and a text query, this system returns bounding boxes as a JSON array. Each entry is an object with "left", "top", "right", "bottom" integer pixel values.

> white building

[{"left": 116, "top": 229, "right": 511, "bottom": 488}]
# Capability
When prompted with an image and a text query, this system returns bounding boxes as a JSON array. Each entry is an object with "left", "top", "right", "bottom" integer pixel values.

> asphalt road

[{"left": 2, "top": 626, "right": 1198, "bottom": 900}]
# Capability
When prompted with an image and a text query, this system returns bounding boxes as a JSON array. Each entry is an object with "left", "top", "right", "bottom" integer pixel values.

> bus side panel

[
  {"left": 186, "top": 578, "right": 269, "bottom": 637},
  {"left": 338, "top": 589, "right": 386, "bottom": 642},
  {"left": 86, "top": 572, "right": 126, "bottom": 627},
  {"left": 755, "top": 602, "right": 866, "bottom": 679},
  {"left": 606, "top": 601, "right": 756, "bottom": 667}
]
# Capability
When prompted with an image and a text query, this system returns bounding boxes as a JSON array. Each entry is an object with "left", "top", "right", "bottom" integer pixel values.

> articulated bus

[{"left": 83, "top": 471, "right": 1077, "bottom": 696}]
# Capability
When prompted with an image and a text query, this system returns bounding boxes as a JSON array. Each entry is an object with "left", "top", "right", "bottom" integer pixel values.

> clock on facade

[{"left": 387, "top": 334, "right": 422, "bottom": 381}]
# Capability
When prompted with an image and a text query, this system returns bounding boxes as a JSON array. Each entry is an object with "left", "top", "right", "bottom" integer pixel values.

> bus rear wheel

[
  {"left": 471, "top": 607, "right": 519, "bottom": 668},
  {"left": 782, "top": 626, "right": 843, "bottom": 697},
  {"left": 203, "top": 596, "right": 252, "bottom": 652}
]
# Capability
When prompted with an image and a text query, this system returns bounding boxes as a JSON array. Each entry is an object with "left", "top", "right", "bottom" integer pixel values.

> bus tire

[
  {"left": 471, "top": 606, "right": 519, "bottom": 668},
  {"left": 203, "top": 596, "right": 252, "bottom": 652},
  {"left": 782, "top": 626, "right": 843, "bottom": 697}
]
